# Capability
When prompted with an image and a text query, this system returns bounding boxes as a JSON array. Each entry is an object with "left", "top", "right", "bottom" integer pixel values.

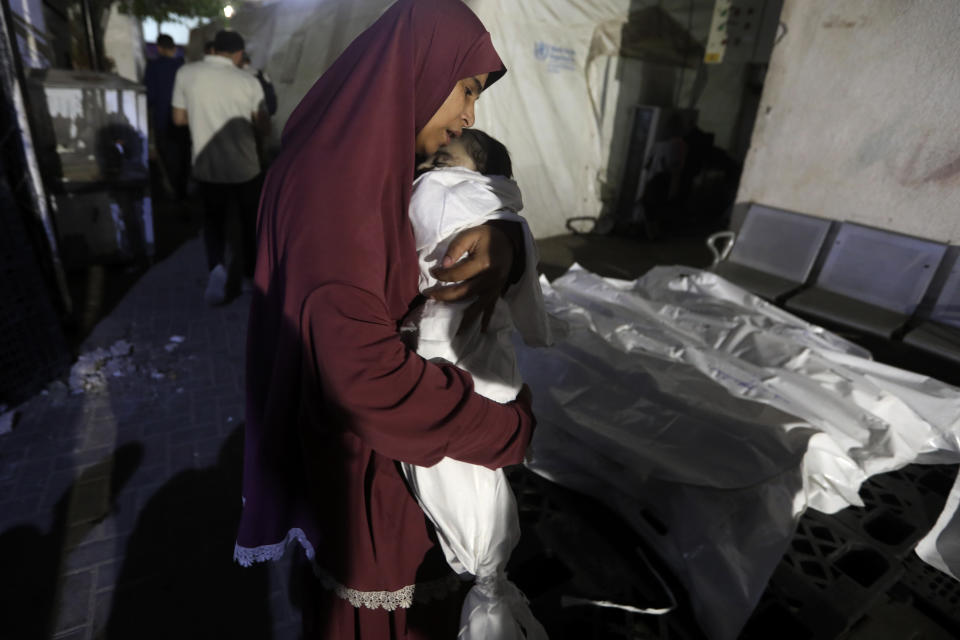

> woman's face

[{"left": 415, "top": 73, "right": 489, "bottom": 156}]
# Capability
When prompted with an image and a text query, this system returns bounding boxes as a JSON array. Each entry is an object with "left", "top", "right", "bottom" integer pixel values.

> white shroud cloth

[
  {"left": 400, "top": 167, "right": 550, "bottom": 639},
  {"left": 516, "top": 264, "right": 960, "bottom": 640}
]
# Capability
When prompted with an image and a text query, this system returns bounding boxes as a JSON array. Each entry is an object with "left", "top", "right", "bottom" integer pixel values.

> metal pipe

[{"left": 80, "top": 0, "right": 100, "bottom": 70}]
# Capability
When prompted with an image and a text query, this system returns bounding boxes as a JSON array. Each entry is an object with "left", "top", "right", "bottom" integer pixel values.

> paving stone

[
  {"left": 79, "top": 426, "right": 119, "bottom": 451},
  {"left": 191, "top": 401, "right": 218, "bottom": 424},
  {"left": 95, "top": 560, "right": 119, "bottom": 591},
  {"left": 54, "top": 446, "right": 113, "bottom": 473},
  {"left": 134, "top": 481, "right": 168, "bottom": 510},
  {"left": 108, "top": 492, "right": 140, "bottom": 538},
  {"left": 67, "top": 516, "right": 125, "bottom": 549},
  {"left": 65, "top": 479, "right": 112, "bottom": 526},
  {"left": 0, "top": 495, "right": 43, "bottom": 529},
  {"left": 53, "top": 570, "right": 93, "bottom": 633},
  {"left": 52, "top": 627, "right": 87, "bottom": 640},
  {"left": 270, "top": 587, "right": 298, "bottom": 627},
  {"left": 15, "top": 456, "right": 56, "bottom": 492},
  {"left": 91, "top": 587, "right": 113, "bottom": 637},
  {"left": 0, "top": 478, "right": 17, "bottom": 502},
  {"left": 167, "top": 422, "right": 218, "bottom": 446},
  {"left": 0, "top": 450, "right": 25, "bottom": 482},
  {"left": 41, "top": 469, "right": 81, "bottom": 509},
  {"left": 273, "top": 620, "right": 302, "bottom": 640},
  {"left": 3, "top": 237, "right": 301, "bottom": 637},
  {"left": 120, "top": 464, "right": 165, "bottom": 493},
  {"left": 64, "top": 539, "right": 121, "bottom": 573}
]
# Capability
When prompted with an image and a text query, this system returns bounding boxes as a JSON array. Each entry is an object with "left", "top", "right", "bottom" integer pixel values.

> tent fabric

[
  {"left": 517, "top": 264, "right": 960, "bottom": 640},
  {"left": 190, "top": 0, "right": 707, "bottom": 238}
]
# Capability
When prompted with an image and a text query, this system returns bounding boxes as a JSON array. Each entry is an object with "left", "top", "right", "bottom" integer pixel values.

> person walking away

[
  {"left": 172, "top": 30, "right": 268, "bottom": 305},
  {"left": 144, "top": 34, "right": 188, "bottom": 200}
]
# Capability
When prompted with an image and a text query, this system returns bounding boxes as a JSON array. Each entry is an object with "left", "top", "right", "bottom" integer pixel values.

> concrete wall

[{"left": 736, "top": 0, "right": 960, "bottom": 243}]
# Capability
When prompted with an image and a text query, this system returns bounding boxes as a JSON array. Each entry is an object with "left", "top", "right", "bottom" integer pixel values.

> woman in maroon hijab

[{"left": 234, "top": 1, "right": 535, "bottom": 637}]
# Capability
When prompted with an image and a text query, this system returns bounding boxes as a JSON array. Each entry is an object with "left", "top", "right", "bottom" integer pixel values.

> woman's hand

[{"left": 426, "top": 222, "right": 518, "bottom": 333}]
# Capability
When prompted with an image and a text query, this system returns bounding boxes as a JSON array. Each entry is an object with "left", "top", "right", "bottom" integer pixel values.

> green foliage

[{"left": 116, "top": 0, "right": 235, "bottom": 23}]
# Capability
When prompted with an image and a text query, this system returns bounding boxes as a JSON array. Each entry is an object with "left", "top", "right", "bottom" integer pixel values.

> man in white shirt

[{"left": 172, "top": 30, "right": 268, "bottom": 304}]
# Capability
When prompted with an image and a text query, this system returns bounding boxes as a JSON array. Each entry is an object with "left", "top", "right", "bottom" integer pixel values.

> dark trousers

[
  {"left": 155, "top": 125, "right": 191, "bottom": 200},
  {"left": 198, "top": 176, "right": 262, "bottom": 278}
]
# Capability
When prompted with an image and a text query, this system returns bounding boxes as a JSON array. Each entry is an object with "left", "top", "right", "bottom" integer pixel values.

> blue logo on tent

[{"left": 534, "top": 42, "right": 549, "bottom": 61}]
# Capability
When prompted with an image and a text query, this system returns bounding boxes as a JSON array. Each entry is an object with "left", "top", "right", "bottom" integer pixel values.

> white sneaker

[{"left": 204, "top": 264, "right": 228, "bottom": 305}]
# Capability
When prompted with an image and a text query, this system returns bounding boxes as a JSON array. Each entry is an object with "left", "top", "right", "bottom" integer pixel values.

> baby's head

[{"left": 416, "top": 129, "right": 513, "bottom": 178}]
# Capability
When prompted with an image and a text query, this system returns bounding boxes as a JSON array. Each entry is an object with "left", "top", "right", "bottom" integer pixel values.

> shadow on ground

[{"left": 101, "top": 427, "right": 276, "bottom": 639}]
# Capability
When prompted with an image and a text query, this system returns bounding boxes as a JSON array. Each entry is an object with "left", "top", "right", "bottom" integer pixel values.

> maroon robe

[{"left": 236, "top": 0, "right": 531, "bottom": 636}]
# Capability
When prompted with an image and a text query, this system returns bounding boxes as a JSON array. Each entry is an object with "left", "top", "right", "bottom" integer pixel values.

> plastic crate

[
  {"left": 742, "top": 511, "right": 902, "bottom": 640},
  {"left": 830, "top": 465, "right": 957, "bottom": 558},
  {"left": 899, "top": 553, "right": 960, "bottom": 636},
  {"left": 505, "top": 468, "right": 693, "bottom": 640}
]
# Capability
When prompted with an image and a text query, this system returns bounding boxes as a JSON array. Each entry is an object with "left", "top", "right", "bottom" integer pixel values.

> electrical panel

[{"left": 705, "top": 0, "right": 783, "bottom": 65}]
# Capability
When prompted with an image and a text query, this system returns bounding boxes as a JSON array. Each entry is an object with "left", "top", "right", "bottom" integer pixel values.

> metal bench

[
  {"left": 711, "top": 204, "right": 833, "bottom": 301},
  {"left": 784, "top": 223, "right": 947, "bottom": 339},
  {"left": 902, "top": 246, "right": 960, "bottom": 364}
]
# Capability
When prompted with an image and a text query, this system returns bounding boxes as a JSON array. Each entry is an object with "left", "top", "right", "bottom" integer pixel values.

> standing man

[
  {"left": 144, "top": 34, "right": 188, "bottom": 200},
  {"left": 172, "top": 30, "right": 268, "bottom": 305}
]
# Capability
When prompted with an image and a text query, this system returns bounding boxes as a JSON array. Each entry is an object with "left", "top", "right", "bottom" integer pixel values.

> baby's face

[{"left": 416, "top": 137, "right": 476, "bottom": 173}]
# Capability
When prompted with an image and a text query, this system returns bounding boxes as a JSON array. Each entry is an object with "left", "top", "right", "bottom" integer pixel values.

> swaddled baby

[{"left": 401, "top": 130, "right": 550, "bottom": 639}]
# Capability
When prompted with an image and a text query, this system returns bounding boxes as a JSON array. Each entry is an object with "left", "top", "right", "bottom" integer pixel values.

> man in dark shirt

[{"left": 144, "top": 34, "right": 188, "bottom": 200}]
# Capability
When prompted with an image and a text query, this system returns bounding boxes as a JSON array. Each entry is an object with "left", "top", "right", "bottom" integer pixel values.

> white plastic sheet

[{"left": 518, "top": 264, "right": 960, "bottom": 640}]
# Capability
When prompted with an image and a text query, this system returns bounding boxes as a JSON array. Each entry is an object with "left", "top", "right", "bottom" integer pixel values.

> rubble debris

[
  {"left": 68, "top": 341, "right": 141, "bottom": 392},
  {"left": 69, "top": 347, "right": 113, "bottom": 393},
  {"left": 110, "top": 340, "right": 133, "bottom": 357},
  {"left": 165, "top": 335, "right": 186, "bottom": 352},
  {"left": 0, "top": 406, "right": 18, "bottom": 435},
  {"left": 46, "top": 336, "right": 185, "bottom": 397},
  {"left": 68, "top": 340, "right": 140, "bottom": 393}
]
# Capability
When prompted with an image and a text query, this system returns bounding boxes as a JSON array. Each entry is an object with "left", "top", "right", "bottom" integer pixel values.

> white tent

[{"left": 189, "top": 0, "right": 743, "bottom": 238}]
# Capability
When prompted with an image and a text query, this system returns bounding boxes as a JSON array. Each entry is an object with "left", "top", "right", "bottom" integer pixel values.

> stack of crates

[{"left": 742, "top": 464, "right": 960, "bottom": 639}]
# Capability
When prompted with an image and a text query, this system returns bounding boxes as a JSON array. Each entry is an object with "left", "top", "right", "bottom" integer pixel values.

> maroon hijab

[
  {"left": 237, "top": 0, "right": 528, "bottom": 595},
  {"left": 266, "top": 0, "right": 504, "bottom": 310}
]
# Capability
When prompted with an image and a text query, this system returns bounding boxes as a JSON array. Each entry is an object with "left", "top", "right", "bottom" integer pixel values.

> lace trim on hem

[
  {"left": 233, "top": 528, "right": 461, "bottom": 611},
  {"left": 316, "top": 571, "right": 461, "bottom": 611},
  {"left": 234, "top": 527, "right": 315, "bottom": 567}
]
